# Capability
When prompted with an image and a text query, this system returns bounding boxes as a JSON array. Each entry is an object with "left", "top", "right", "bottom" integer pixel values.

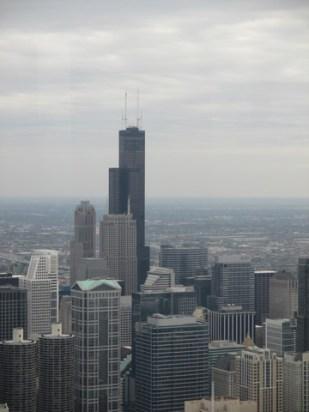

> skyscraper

[
  {"left": 269, "top": 271, "right": 298, "bottom": 319},
  {"left": 159, "top": 244, "right": 208, "bottom": 284},
  {"left": 72, "top": 279, "right": 121, "bottom": 412},
  {"left": 20, "top": 249, "right": 59, "bottom": 338},
  {"left": 74, "top": 201, "right": 96, "bottom": 257},
  {"left": 0, "top": 274, "right": 27, "bottom": 341},
  {"left": 37, "top": 323, "right": 74, "bottom": 412},
  {"left": 236, "top": 346, "right": 283, "bottom": 412},
  {"left": 283, "top": 352, "right": 309, "bottom": 412},
  {"left": 255, "top": 270, "right": 276, "bottom": 325},
  {"left": 0, "top": 328, "right": 36, "bottom": 412},
  {"left": 208, "top": 305, "right": 255, "bottom": 344},
  {"left": 265, "top": 318, "right": 296, "bottom": 356},
  {"left": 135, "top": 314, "right": 209, "bottom": 412},
  {"left": 210, "top": 255, "right": 255, "bottom": 311},
  {"left": 297, "top": 257, "right": 309, "bottom": 352},
  {"left": 109, "top": 126, "right": 149, "bottom": 287},
  {"left": 100, "top": 213, "right": 137, "bottom": 294}
]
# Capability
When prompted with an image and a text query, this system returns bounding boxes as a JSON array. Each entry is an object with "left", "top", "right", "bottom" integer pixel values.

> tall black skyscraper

[
  {"left": 297, "top": 257, "right": 309, "bottom": 352},
  {"left": 109, "top": 126, "right": 149, "bottom": 287}
]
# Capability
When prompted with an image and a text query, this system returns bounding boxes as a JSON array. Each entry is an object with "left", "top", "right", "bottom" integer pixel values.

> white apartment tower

[
  {"left": 236, "top": 346, "right": 283, "bottom": 412},
  {"left": 100, "top": 214, "right": 137, "bottom": 294},
  {"left": 21, "top": 249, "right": 59, "bottom": 338}
]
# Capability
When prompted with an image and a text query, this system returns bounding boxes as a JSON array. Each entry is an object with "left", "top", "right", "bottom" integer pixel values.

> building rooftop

[
  {"left": 74, "top": 279, "right": 121, "bottom": 291},
  {"left": 216, "top": 255, "right": 251, "bottom": 264},
  {"left": 148, "top": 314, "right": 202, "bottom": 327},
  {"left": 209, "top": 340, "right": 244, "bottom": 349}
]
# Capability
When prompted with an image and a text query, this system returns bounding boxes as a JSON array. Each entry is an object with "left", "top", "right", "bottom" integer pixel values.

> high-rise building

[
  {"left": 0, "top": 275, "right": 27, "bottom": 341},
  {"left": 212, "top": 355, "right": 238, "bottom": 399},
  {"left": 37, "top": 323, "right": 74, "bottom": 412},
  {"left": 120, "top": 295, "right": 132, "bottom": 348},
  {"left": 297, "top": 258, "right": 309, "bottom": 352},
  {"left": 0, "top": 328, "right": 36, "bottom": 412},
  {"left": 269, "top": 271, "right": 298, "bottom": 319},
  {"left": 100, "top": 213, "right": 137, "bottom": 294},
  {"left": 208, "top": 305, "right": 255, "bottom": 344},
  {"left": 265, "top": 318, "right": 296, "bottom": 356},
  {"left": 132, "top": 284, "right": 198, "bottom": 376},
  {"left": 159, "top": 244, "right": 208, "bottom": 284},
  {"left": 135, "top": 315, "right": 209, "bottom": 412},
  {"left": 210, "top": 255, "right": 255, "bottom": 311},
  {"left": 109, "top": 126, "right": 149, "bottom": 287},
  {"left": 142, "top": 266, "right": 176, "bottom": 291},
  {"left": 184, "top": 398, "right": 257, "bottom": 412},
  {"left": 283, "top": 352, "right": 309, "bottom": 412},
  {"left": 20, "top": 249, "right": 59, "bottom": 338},
  {"left": 74, "top": 201, "right": 96, "bottom": 258},
  {"left": 236, "top": 347, "right": 283, "bottom": 412},
  {"left": 255, "top": 270, "right": 276, "bottom": 325},
  {"left": 208, "top": 340, "right": 244, "bottom": 394},
  {"left": 59, "top": 295, "right": 72, "bottom": 335},
  {"left": 72, "top": 279, "right": 121, "bottom": 412}
]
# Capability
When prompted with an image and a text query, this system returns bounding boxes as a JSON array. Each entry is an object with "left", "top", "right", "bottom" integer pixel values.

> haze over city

[{"left": 1, "top": 0, "right": 309, "bottom": 197}]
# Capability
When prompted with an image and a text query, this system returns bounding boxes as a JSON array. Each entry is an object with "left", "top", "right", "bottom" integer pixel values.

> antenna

[
  {"left": 136, "top": 88, "right": 141, "bottom": 128},
  {"left": 124, "top": 91, "right": 128, "bottom": 128}
]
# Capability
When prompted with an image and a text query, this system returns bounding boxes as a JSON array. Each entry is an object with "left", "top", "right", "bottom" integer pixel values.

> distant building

[
  {"left": 269, "top": 271, "right": 297, "bottom": 319},
  {"left": 72, "top": 279, "right": 121, "bottom": 412},
  {"left": 208, "top": 340, "right": 244, "bottom": 395},
  {"left": 184, "top": 398, "right": 257, "bottom": 412},
  {"left": 283, "top": 352, "right": 309, "bottom": 412},
  {"left": 0, "top": 274, "right": 27, "bottom": 340},
  {"left": 101, "top": 213, "right": 137, "bottom": 294},
  {"left": 255, "top": 270, "right": 276, "bottom": 324},
  {"left": 142, "top": 266, "right": 176, "bottom": 291},
  {"left": 20, "top": 249, "right": 59, "bottom": 338},
  {"left": 236, "top": 347, "right": 283, "bottom": 412},
  {"left": 297, "top": 258, "right": 309, "bottom": 352},
  {"left": 37, "top": 323, "right": 74, "bottom": 412},
  {"left": 265, "top": 318, "right": 296, "bottom": 356},
  {"left": 0, "top": 328, "right": 36, "bottom": 412},
  {"left": 132, "top": 283, "right": 198, "bottom": 377},
  {"left": 120, "top": 295, "right": 132, "bottom": 348},
  {"left": 109, "top": 126, "right": 149, "bottom": 287},
  {"left": 159, "top": 244, "right": 208, "bottom": 284},
  {"left": 135, "top": 315, "right": 209, "bottom": 412},
  {"left": 74, "top": 200, "right": 96, "bottom": 258},
  {"left": 212, "top": 355, "right": 238, "bottom": 399},
  {"left": 70, "top": 201, "right": 96, "bottom": 285},
  {"left": 59, "top": 295, "right": 72, "bottom": 335},
  {"left": 208, "top": 305, "right": 255, "bottom": 344},
  {"left": 210, "top": 255, "right": 255, "bottom": 311}
]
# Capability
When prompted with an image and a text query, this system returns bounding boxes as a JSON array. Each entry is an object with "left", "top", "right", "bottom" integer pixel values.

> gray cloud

[{"left": 0, "top": 0, "right": 309, "bottom": 197}]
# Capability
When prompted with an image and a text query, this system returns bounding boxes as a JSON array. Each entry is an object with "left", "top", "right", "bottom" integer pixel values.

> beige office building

[
  {"left": 100, "top": 214, "right": 137, "bottom": 294},
  {"left": 235, "top": 347, "right": 283, "bottom": 412}
]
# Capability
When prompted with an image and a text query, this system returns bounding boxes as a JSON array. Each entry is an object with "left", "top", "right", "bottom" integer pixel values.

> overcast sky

[{"left": 1, "top": 0, "right": 309, "bottom": 198}]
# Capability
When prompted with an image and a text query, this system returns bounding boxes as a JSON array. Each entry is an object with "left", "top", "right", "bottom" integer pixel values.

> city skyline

[{"left": 0, "top": 0, "right": 309, "bottom": 198}]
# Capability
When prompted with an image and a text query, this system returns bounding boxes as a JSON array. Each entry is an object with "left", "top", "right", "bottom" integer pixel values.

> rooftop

[{"left": 73, "top": 279, "right": 121, "bottom": 291}]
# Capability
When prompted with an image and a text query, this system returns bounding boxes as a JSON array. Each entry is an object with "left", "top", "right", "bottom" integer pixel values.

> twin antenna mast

[{"left": 122, "top": 90, "right": 142, "bottom": 128}]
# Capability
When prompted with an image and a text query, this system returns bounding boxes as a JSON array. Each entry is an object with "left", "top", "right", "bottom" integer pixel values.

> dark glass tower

[
  {"left": 297, "top": 257, "right": 309, "bottom": 352},
  {"left": 109, "top": 126, "right": 149, "bottom": 287},
  {"left": 0, "top": 274, "right": 27, "bottom": 341},
  {"left": 135, "top": 315, "right": 209, "bottom": 412},
  {"left": 0, "top": 328, "right": 36, "bottom": 412},
  {"left": 37, "top": 323, "right": 74, "bottom": 412}
]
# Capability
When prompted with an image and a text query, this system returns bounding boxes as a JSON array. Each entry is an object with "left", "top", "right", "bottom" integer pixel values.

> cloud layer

[{"left": 1, "top": 0, "right": 309, "bottom": 197}]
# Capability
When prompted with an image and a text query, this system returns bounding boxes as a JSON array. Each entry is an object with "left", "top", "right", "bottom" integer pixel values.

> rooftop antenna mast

[
  {"left": 124, "top": 90, "right": 128, "bottom": 128},
  {"left": 136, "top": 88, "right": 141, "bottom": 128}
]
